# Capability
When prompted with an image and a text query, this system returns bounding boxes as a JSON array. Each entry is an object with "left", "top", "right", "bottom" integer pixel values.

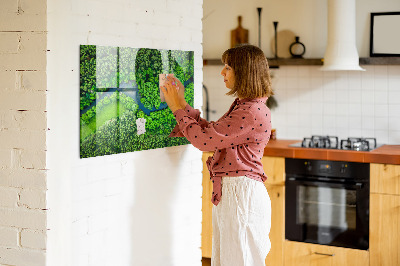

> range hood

[{"left": 320, "top": 0, "right": 365, "bottom": 71}]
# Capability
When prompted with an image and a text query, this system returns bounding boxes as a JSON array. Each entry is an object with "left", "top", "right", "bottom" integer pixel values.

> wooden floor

[{"left": 202, "top": 257, "right": 211, "bottom": 266}]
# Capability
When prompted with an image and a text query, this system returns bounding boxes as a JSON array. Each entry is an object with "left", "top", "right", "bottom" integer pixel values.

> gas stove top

[{"left": 289, "top": 135, "right": 382, "bottom": 151}]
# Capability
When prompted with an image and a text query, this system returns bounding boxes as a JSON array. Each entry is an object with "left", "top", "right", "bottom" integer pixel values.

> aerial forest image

[{"left": 80, "top": 45, "right": 194, "bottom": 158}]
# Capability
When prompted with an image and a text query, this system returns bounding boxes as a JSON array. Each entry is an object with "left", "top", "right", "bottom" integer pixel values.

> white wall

[
  {"left": 0, "top": 0, "right": 48, "bottom": 265},
  {"left": 203, "top": 0, "right": 400, "bottom": 145},
  {"left": 203, "top": 0, "right": 400, "bottom": 58},
  {"left": 46, "top": 0, "right": 203, "bottom": 266}
]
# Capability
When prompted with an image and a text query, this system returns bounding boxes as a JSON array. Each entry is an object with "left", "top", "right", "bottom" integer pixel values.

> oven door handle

[{"left": 287, "top": 177, "right": 364, "bottom": 189}]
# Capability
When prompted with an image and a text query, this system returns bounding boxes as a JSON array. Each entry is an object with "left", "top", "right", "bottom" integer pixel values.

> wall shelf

[
  {"left": 359, "top": 57, "right": 400, "bottom": 65},
  {"left": 203, "top": 57, "right": 400, "bottom": 67},
  {"left": 203, "top": 58, "right": 323, "bottom": 67}
]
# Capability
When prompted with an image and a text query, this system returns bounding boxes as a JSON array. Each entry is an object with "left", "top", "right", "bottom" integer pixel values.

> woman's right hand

[{"left": 169, "top": 76, "right": 187, "bottom": 108}]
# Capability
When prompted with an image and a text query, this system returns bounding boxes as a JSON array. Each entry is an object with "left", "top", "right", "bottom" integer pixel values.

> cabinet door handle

[{"left": 314, "top": 252, "right": 335, "bottom": 257}]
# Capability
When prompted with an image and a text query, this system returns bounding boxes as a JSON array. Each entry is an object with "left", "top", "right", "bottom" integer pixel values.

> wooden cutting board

[{"left": 231, "top": 16, "right": 249, "bottom": 48}]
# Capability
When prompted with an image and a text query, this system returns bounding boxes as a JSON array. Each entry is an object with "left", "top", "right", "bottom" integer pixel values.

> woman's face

[{"left": 220, "top": 64, "right": 235, "bottom": 89}]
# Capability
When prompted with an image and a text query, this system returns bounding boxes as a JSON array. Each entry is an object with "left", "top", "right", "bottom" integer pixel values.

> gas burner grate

[
  {"left": 301, "top": 135, "right": 339, "bottom": 149},
  {"left": 340, "top": 137, "right": 377, "bottom": 151}
]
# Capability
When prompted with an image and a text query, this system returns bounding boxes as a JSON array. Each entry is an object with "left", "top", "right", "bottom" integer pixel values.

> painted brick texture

[
  {"left": 46, "top": 0, "right": 203, "bottom": 265},
  {"left": 0, "top": 0, "right": 47, "bottom": 265}
]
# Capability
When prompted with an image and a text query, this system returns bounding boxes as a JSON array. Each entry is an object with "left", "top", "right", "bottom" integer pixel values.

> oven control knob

[
  {"left": 304, "top": 162, "right": 312, "bottom": 171},
  {"left": 340, "top": 164, "right": 347, "bottom": 174}
]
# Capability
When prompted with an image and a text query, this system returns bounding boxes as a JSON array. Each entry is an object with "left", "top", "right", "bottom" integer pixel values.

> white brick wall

[
  {"left": 0, "top": 0, "right": 48, "bottom": 265},
  {"left": 3, "top": 0, "right": 203, "bottom": 264},
  {"left": 46, "top": 0, "right": 203, "bottom": 266}
]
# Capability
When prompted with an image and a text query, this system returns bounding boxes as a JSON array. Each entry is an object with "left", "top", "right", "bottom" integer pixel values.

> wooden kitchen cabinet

[
  {"left": 201, "top": 154, "right": 286, "bottom": 266},
  {"left": 370, "top": 193, "right": 400, "bottom": 266},
  {"left": 261, "top": 156, "right": 285, "bottom": 186},
  {"left": 264, "top": 184, "right": 285, "bottom": 266},
  {"left": 370, "top": 163, "right": 400, "bottom": 195},
  {"left": 262, "top": 156, "right": 285, "bottom": 266},
  {"left": 201, "top": 152, "right": 213, "bottom": 258},
  {"left": 284, "top": 241, "right": 369, "bottom": 266},
  {"left": 370, "top": 163, "right": 400, "bottom": 266}
]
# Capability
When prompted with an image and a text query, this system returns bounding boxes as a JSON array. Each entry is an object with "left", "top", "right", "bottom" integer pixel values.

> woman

[{"left": 161, "top": 44, "right": 273, "bottom": 266}]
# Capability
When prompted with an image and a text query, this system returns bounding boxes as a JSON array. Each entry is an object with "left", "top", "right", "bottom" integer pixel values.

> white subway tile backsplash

[
  {"left": 286, "top": 77, "right": 299, "bottom": 89},
  {"left": 388, "top": 65, "right": 400, "bottom": 76},
  {"left": 285, "top": 66, "right": 298, "bottom": 77},
  {"left": 374, "top": 78, "right": 388, "bottom": 92},
  {"left": 335, "top": 73, "right": 349, "bottom": 90},
  {"left": 287, "top": 113, "right": 300, "bottom": 127},
  {"left": 323, "top": 103, "right": 336, "bottom": 115},
  {"left": 322, "top": 70, "right": 335, "bottom": 78},
  {"left": 297, "top": 102, "right": 312, "bottom": 115},
  {"left": 273, "top": 76, "right": 287, "bottom": 90},
  {"left": 374, "top": 65, "right": 388, "bottom": 77},
  {"left": 389, "top": 104, "right": 400, "bottom": 117},
  {"left": 336, "top": 90, "right": 349, "bottom": 103},
  {"left": 362, "top": 128, "right": 375, "bottom": 138},
  {"left": 348, "top": 90, "right": 362, "bottom": 104},
  {"left": 298, "top": 89, "right": 313, "bottom": 103},
  {"left": 362, "top": 65, "right": 375, "bottom": 74},
  {"left": 349, "top": 128, "right": 363, "bottom": 137},
  {"left": 298, "top": 66, "right": 311, "bottom": 78},
  {"left": 204, "top": 65, "right": 400, "bottom": 144},
  {"left": 310, "top": 77, "right": 324, "bottom": 90},
  {"left": 375, "top": 117, "right": 389, "bottom": 129},
  {"left": 311, "top": 114, "right": 324, "bottom": 129},
  {"left": 388, "top": 91, "right": 400, "bottom": 104},
  {"left": 348, "top": 116, "right": 363, "bottom": 129},
  {"left": 361, "top": 104, "right": 375, "bottom": 117},
  {"left": 310, "top": 66, "right": 323, "bottom": 77},
  {"left": 323, "top": 115, "right": 336, "bottom": 129},
  {"left": 375, "top": 104, "right": 389, "bottom": 117},
  {"left": 374, "top": 130, "right": 389, "bottom": 144},
  {"left": 323, "top": 87, "right": 336, "bottom": 103},
  {"left": 348, "top": 71, "right": 362, "bottom": 90},
  {"left": 388, "top": 131, "right": 400, "bottom": 143},
  {"left": 361, "top": 90, "right": 375, "bottom": 104},
  {"left": 336, "top": 116, "right": 348, "bottom": 129},
  {"left": 388, "top": 75, "right": 400, "bottom": 91},
  {"left": 336, "top": 103, "right": 349, "bottom": 116},
  {"left": 311, "top": 102, "right": 323, "bottom": 114},
  {"left": 298, "top": 77, "right": 311, "bottom": 89},
  {"left": 374, "top": 90, "right": 388, "bottom": 104},
  {"left": 362, "top": 116, "right": 375, "bottom": 130},
  {"left": 389, "top": 117, "right": 400, "bottom": 131}
]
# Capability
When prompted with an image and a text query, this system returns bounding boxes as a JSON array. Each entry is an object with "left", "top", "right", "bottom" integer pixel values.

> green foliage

[
  {"left": 185, "top": 82, "right": 194, "bottom": 106},
  {"left": 144, "top": 108, "right": 175, "bottom": 134},
  {"left": 80, "top": 108, "right": 189, "bottom": 158},
  {"left": 80, "top": 45, "right": 194, "bottom": 158},
  {"left": 119, "top": 47, "right": 138, "bottom": 87},
  {"left": 80, "top": 45, "right": 97, "bottom": 109},
  {"left": 96, "top": 46, "right": 119, "bottom": 88},
  {"left": 135, "top": 48, "right": 163, "bottom": 110}
]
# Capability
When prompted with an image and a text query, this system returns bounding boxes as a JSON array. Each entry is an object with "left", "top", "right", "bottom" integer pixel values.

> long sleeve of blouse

[
  {"left": 169, "top": 104, "right": 210, "bottom": 137},
  {"left": 172, "top": 105, "right": 256, "bottom": 152},
  {"left": 169, "top": 98, "right": 272, "bottom": 205}
]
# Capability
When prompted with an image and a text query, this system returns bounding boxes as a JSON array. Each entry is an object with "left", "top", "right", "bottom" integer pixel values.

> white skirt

[{"left": 212, "top": 176, "right": 271, "bottom": 266}]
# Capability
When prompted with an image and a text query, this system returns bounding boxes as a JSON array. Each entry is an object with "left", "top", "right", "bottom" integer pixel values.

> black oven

[{"left": 285, "top": 158, "right": 369, "bottom": 250}]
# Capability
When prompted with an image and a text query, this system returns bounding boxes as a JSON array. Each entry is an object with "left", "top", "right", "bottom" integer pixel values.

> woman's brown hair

[{"left": 221, "top": 44, "right": 273, "bottom": 99}]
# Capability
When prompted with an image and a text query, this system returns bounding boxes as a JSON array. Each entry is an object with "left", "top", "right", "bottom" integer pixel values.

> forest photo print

[{"left": 80, "top": 45, "right": 194, "bottom": 158}]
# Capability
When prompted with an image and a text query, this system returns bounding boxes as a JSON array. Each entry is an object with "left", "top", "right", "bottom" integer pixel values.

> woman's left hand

[{"left": 161, "top": 76, "right": 185, "bottom": 113}]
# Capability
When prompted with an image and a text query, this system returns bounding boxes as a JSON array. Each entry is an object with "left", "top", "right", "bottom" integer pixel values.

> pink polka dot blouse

[{"left": 169, "top": 97, "right": 271, "bottom": 206}]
